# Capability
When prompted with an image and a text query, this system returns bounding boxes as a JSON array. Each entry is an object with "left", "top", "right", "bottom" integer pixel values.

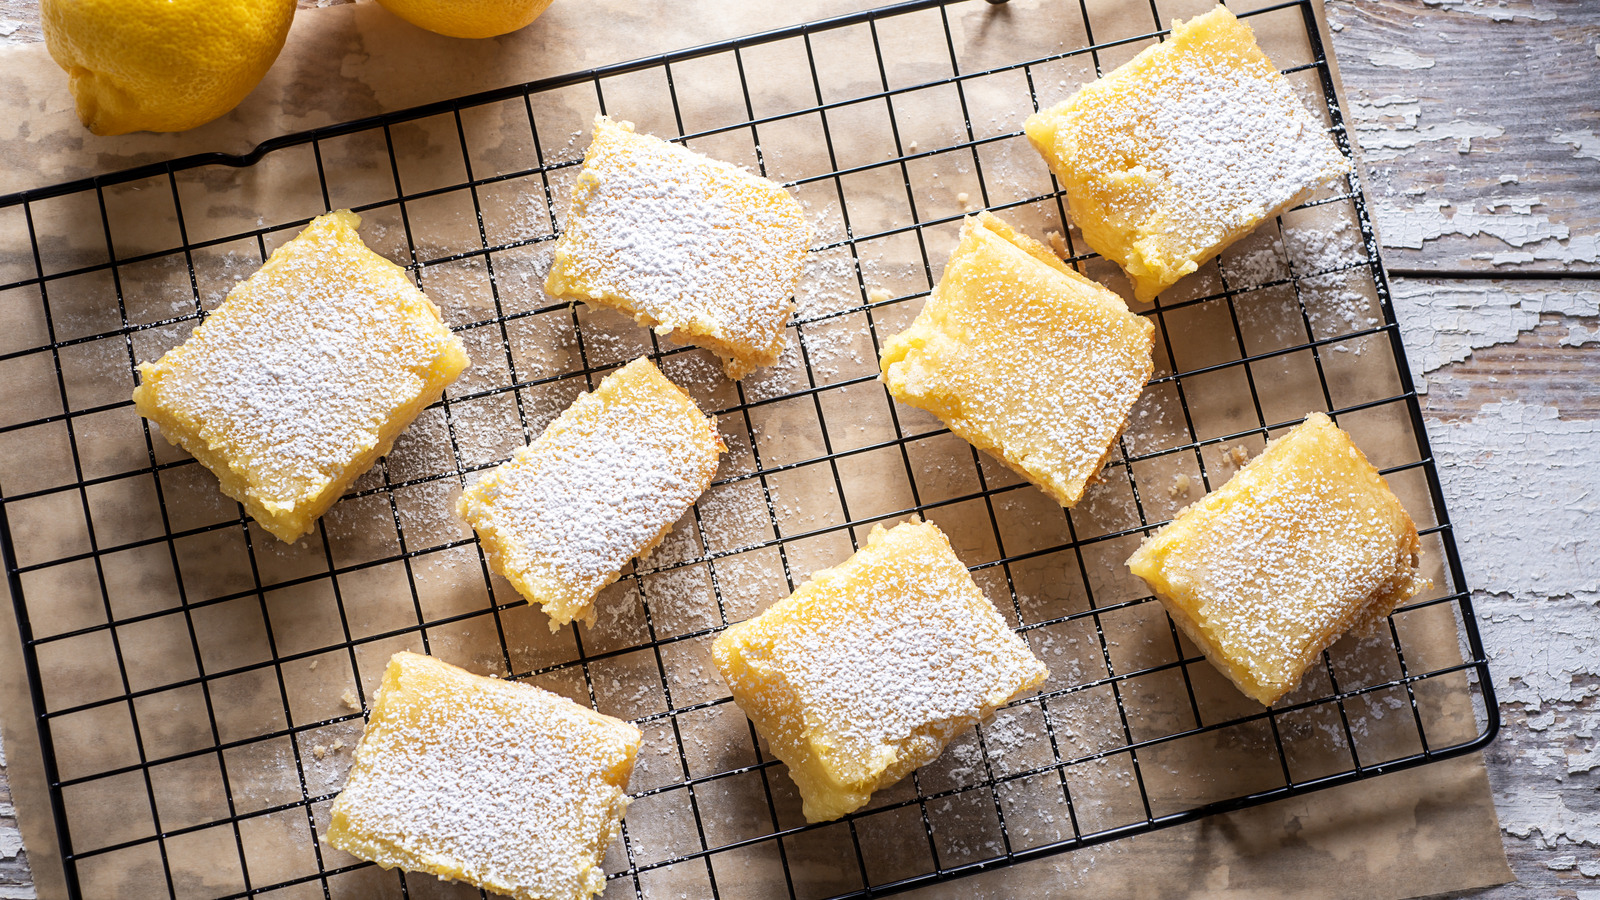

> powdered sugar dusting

[
  {"left": 1181, "top": 474, "right": 1406, "bottom": 667},
  {"left": 881, "top": 214, "right": 1153, "bottom": 508},
  {"left": 1030, "top": 7, "right": 1347, "bottom": 299},
  {"left": 789, "top": 589, "right": 1032, "bottom": 757},
  {"left": 1135, "top": 59, "right": 1347, "bottom": 259},
  {"left": 134, "top": 211, "right": 467, "bottom": 538},
  {"left": 716, "top": 520, "right": 1047, "bottom": 818},
  {"left": 1129, "top": 415, "right": 1425, "bottom": 701},
  {"left": 329, "top": 653, "right": 638, "bottom": 900},
  {"left": 458, "top": 358, "right": 723, "bottom": 628},
  {"left": 1284, "top": 218, "right": 1362, "bottom": 273},
  {"left": 546, "top": 116, "right": 813, "bottom": 378},
  {"left": 1228, "top": 234, "right": 1290, "bottom": 286}
]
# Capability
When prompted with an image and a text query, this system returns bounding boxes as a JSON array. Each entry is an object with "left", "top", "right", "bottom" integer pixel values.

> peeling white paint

[
  {"left": 1377, "top": 198, "right": 1563, "bottom": 249},
  {"left": 1570, "top": 749, "right": 1600, "bottom": 774},
  {"left": 1357, "top": 94, "right": 1422, "bottom": 128},
  {"left": 1353, "top": 96, "right": 1506, "bottom": 159},
  {"left": 1355, "top": 94, "right": 1504, "bottom": 158},
  {"left": 1559, "top": 323, "right": 1600, "bottom": 347},
  {"left": 0, "top": 831, "right": 19, "bottom": 861},
  {"left": 1481, "top": 195, "right": 1545, "bottom": 215},
  {"left": 1391, "top": 283, "right": 1600, "bottom": 380},
  {"left": 1550, "top": 130, "right": 1600, "bottom": 162},
  {"left": 1368, "top": 47, "right": 1436, "bottom": 69},
  {"left": 1429, "top": 403, "right": 1600, "bottom": 714},
  {"left": 1477, "top": 593, "right": 1600, "bottom": 709},
  {"left": 1527, "top": 711, "right": 1559, "bottom": 732},
  {"left": 1469, "top": 231, "right": 1600, "bottom": 266},
  {"left": 1500, "top": 790, "right": 1600, "bottom": 848},
  {"left": 1375, "top": 196, "right": 1600, "bottom": 265},
  {"left": 1432, "top": 402, "right": 1600, "bottom": 598},
  {"left": 1420, "top": 0, "right": 1557, "bottom": 22}
]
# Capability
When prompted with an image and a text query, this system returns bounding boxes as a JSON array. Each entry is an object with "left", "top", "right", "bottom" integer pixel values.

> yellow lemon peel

[
  {"left": 375, "top": 0, "right": 556, "bottom": 40},
  {"left": 41, "top": 0, "right": 297, "bottom": 136}
]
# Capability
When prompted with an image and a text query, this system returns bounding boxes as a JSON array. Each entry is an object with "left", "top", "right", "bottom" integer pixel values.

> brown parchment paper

[{"left": 0, "top": 0, "right": 1511, "bottom": 898}]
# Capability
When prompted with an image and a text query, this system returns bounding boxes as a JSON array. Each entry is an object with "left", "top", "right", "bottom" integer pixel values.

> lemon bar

[
  {"left": 1023, "top": 5, "right": 1349, "bottom": 303},
  {"left": 880, "top": 212, "right": 1153, "bottom": 508},
  {"left": 712, "top": 518, "right": 1048, "bottom": 822},
  {"left": 327, "top": 651, "right": 640, "bottom": 900},
  {"left": 132, "top": 210, "right": 469, "bottom": 543},
  {"left": 545, "top": 115, "right": 813, "bottom": 379},
  {"left": 457, "top": 357, "right": 724, "bottom": 630},
  {"left": 1126, "top": 413, "right": 1426, "bottom": 705}
]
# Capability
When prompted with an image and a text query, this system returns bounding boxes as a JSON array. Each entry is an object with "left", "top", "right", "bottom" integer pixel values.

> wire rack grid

[{"left": 0, "top": 0, "right": 1496, "bottom": 897}]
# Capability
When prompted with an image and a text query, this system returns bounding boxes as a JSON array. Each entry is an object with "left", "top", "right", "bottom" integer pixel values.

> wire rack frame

[{"left": 0, "top": 0, "right": 1497, "bottom": 898}]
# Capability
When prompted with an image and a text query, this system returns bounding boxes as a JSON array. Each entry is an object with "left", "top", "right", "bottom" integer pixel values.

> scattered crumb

[
  {"left": 1221, "top": 444, "right": 1251, "bottom": 470},
  {"left": 907, "top": 140, "right": 919, "bottom": 153},
  {"left": 1046, "top": 231, "right": 1068, "bottom": 259},
  {"left": 309, "top": 658, "right": 319, "bottom": 670},
  {"left": 1168, "top": 472, "right": 1193, "bottom": 498},
  {"left": 866, "top": 286, "right": 893, "bottom": 305},
  {"left": 312, "top": 744, "right": 328, "bottom": 760},
  {"left": 342, "top": 689, "right": 361, "bottom": 711},
  {"left": 332, "top": 739, "right": 347, "bottom": 752}
]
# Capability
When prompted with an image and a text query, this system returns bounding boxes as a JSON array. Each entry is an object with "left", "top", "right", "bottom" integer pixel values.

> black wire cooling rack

[{"left": 0, "top": 0, "right": 1497, "bottom": 897}]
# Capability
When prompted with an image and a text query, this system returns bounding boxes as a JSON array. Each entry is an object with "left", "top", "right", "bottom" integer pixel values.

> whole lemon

[
  {"left": 41, "top": 0, "right": 298, "bottom": 136},
  {"left": 375, "top": 0, "right": 556, "bottom": 39}
]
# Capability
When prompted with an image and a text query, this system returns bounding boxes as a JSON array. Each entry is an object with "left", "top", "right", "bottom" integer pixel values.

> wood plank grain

[
  {"left": 1325, "top": 0, "right": 1600, "bottom": 275},
  {"left": 1408, "top": 278, "right": 1600, "bottom": 900},
  {"left": 0, "top": 751, "right": 27, "bottom": 900},
  {"left": 1423, "top": 319, "right": 1600, "bottom": 422}
]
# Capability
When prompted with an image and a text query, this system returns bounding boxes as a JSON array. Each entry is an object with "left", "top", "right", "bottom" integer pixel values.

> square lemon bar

[
  {"left": 712, "top": 518, "right": 1048, "bottom": 822},
  {"left": 545, "top": 115, "right": 813, "bottom": 380},
  {"left": 1126, "top": 413, "right": 1426, "bottom": 705},
  {"left": 1024, "top": 5, "right": 1349, "bottom": 302},
  {"left": 457, "top": 357, "right": 724, "bottom": 630},
  {"left": 880, "top": 211, "right": 1153, "bottom": 508},
  {"left": 327, "top": 651, "right": 640, "bottom": 900},
  {"left": 132, "top": 210, "right": 469, "bottom": 543}
]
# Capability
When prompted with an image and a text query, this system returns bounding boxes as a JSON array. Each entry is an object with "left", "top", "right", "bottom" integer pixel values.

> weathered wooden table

[
  {"left": 1324, "top": 2, "right": 1599, "bottom": 896},
  {"left": 0, "top": 0, "right": 1594, "bottom": 897}
]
